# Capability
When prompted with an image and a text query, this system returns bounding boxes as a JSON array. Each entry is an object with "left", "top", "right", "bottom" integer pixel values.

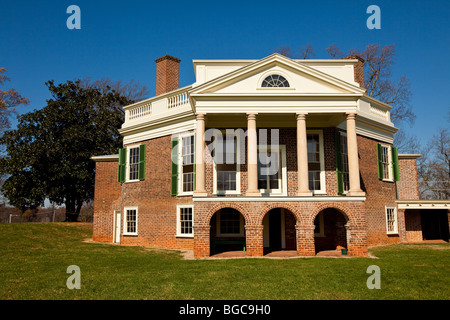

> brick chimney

[
  {"left": 343, "top": 55, "right": 365, "bottom": 89},
  {"left": 155, "top": 55, "right": 181, "bottom": 96}
]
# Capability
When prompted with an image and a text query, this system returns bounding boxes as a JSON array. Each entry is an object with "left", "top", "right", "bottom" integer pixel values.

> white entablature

[{"left": 120, "top": 53, "right": 397, "bottom": 145}]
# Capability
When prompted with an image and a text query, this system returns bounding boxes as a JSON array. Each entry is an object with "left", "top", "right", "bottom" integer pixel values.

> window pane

[
  {"left": 220, "top": 208, "right": 241, "bottom": 234},
  {"left": 180, "top": 207, "right": 193, "bottom": 235},
  {"left": 182, "top": 135, "right": 195, "bottom": 192},
  {"left": 217, "top": 171, "right": 236, "bottom": 191},
  {"left": 126, "top": 209, "right": 137, "bottom": 233},
  {"left": 128, "top": 147, "right": 140, "bottom": 180},
  {"left": 340, "top": 135, "right": 350, "bottom": 191}
]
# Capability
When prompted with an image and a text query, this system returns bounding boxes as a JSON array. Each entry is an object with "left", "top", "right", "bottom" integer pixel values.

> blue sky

[{"left": 1, "top": 0, "right": 449, "bottom": 144}]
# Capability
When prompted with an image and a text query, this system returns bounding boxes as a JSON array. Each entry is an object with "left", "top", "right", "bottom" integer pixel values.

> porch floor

[{"left": 209, "top": 249, "right": 349, "bottom": 259}]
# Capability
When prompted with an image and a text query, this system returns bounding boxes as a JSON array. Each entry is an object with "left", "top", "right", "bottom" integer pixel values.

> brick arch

[
  {"left": 257, "top": 203, "right": 300, "bottom": 225},
  {"left": 308, "top": 203, "right": 353, "bottom": 227},
  {"left": 205, "top": 202, "right": 251, "bottom": 225}
]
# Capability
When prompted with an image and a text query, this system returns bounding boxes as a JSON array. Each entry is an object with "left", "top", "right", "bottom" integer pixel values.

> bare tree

[
  {"left": 418, "top": 128, "right": 450, "bottom": 199},
  {"left": 274, "top": 44, "right": 315, "bottom": 59},
  {"left": 79, "top": 77, "right": 150, "bottom": 103},
  {"left": 298, "top": 44, "right": 315, "bottom": 59},
  {"left": 348, "top": 44, "right": 415, "bottom": 126},
  {"left": 326, "top": 43, "right": 343, "bottom": 59},
  {"left": 0, "top": 68, "right": 30, "bottom": 132}
]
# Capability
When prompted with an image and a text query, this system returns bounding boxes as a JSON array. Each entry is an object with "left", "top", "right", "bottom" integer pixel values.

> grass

[{"left": 0, "top": 222, "right": 449, "bottom": 300}]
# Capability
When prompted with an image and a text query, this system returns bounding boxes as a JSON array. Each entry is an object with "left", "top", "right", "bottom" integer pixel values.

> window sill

[
  {"left": 125, "top": 180, "right": 140, "bottom": 184},
  {"left": 176, "top": 234, "right": 194, "bottom": 238},
  {"left": 382, "top": 179, "right": 395, "bottom": 183},
  {"left": 214, "top": 192, "right": 241, "bottom": 196},
  {"left": 123, "top": 233, "right": 138, "bottom": 237},
  {"left": 177, "top": 192, "right": 194, "bottom": 197}
]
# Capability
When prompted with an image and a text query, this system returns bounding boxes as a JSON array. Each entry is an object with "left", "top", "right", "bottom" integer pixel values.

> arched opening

[
  {"left": 263, "top": 208, "right": 297, "bottom": 255},
  {"left": 313, "top": 208, "right": 348, "bottom": 255},
  {"left": 210, "top": 208, "right": 246, "bottom": 256}
]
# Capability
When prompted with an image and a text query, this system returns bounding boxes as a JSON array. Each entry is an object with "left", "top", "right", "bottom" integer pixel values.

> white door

[{"left": 114, "top": 211, "right": 121, "bottom": 243}]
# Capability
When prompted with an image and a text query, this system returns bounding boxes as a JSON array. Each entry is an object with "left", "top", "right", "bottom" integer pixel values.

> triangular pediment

[{"left": 189, "top": 53, "right": 365, "bottom": 97}]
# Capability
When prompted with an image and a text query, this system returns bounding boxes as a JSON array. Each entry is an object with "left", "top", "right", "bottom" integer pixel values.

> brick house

[{"left": 91, "top": 53, "right": 450, "bottom": 258}]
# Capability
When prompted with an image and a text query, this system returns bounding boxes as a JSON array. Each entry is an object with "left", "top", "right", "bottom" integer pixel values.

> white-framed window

[
  {"left": 258, "top": 145, "right": 287, "bottom": 195},
  {"left": 385, "top": 206, "right": 398, "bottom": 234},
  {"left": 314, "top": 211, "right": 325, "bottom": 237},
  {"left": 212, "top": 129, "right": 241, "bottom": 195},
  {"left": 126, "top": 145, "right": 140, "bottom": 182},
  {"left": 307, "top": 130, "right": 326, "bottom": 194},
  {"left": 178, "top": 133, "right": 195, "bottom": 195},
  {"left": 261, "top": 74, "right": 290, "bottom": 88},
  {"left": 340, "top": 132, "right": 350, "bottom": 192},
  {"left": 123, "top": 206, "right": 138, "bottom": 235},
  {"left": 380, "top": 144, "right": 393, "bottom": 181},
  {"left": 216, "top": 208, "right": 245, "bottom": 237},
  {"left": 176, "top": 204, "right": 194, "bottom": 237}
]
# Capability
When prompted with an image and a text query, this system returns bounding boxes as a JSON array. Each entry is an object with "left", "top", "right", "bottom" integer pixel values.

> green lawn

[{"left": 0, "top": 223, "right": 449, "bottom": 300}]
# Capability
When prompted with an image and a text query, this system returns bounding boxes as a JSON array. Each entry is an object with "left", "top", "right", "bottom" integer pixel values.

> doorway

[
  {"left": 114, "top": 210, "right": 121, "bottom": 243},
  {"left": 421, "top": 210, "right": 449, "bottom": 241},
  {"left": 263, "top": 208, "right": 296, "bottom": 254}
]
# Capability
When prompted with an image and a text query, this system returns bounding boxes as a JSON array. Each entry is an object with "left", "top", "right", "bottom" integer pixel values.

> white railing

[
  {"left": 128, "top": 102, "right": 152, "bottom": 120},
  {"left": 168, "top": 91, "right": 189, "bottom": 109},
  {"left": 370, "top": 105, "right": 390, "bottom": 121},
  {"left": 124, "top": 86, "right": 191, "bottom": 125}
]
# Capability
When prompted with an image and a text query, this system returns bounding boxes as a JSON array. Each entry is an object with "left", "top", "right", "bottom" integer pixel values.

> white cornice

[
  {"left": 193, "top": 196, "right": 366, "bottom": 202},
  {"left": 91, "top": 154, "right": 119, "bottom": 162},
  {"left": 396, "top": 200, "right": 450, "bottom": 209}
]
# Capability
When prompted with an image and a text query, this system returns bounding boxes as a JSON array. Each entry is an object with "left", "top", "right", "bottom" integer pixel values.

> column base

[
  {"left": 297, "top": 191, "right": 313, "bottom": 196},
  {"left": 245, "top": 190, "right": 261, "bottom": 197},
  {"left": 193, "top": 191, "right": 208, "bottom": 197},
  {"left": 347, "top": 190, "right": 366, "bottom": 197}
]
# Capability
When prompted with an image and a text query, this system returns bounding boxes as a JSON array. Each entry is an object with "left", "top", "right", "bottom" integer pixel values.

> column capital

[
  {"left": 296, "top": 112, "right": 308, "bottom": 120},
  {"left": 195, "top": 113, "right": 206, "bottom": 120},
  {"left": 346, "top": 112, "right": 357, "bottom": 119},
  {"left": 246, "top": 112, "right": 258, "bottom": 120}
]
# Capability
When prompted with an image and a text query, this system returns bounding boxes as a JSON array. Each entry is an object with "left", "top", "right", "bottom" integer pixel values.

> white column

[
  {"left": 346, "top": 112, "right": 365, "bottom": 196},
  {"left": 194, "top": 113, "right": 207, "bottom": 196},
  {"left": 246, "top": 113, "right": 260, "bottom": 196},
  {"left": 296, "top": 113, "right": 312, "bottom": 196}
]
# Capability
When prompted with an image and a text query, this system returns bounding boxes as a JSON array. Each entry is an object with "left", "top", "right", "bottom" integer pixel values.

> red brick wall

[
  {"left": 93, "top": 160, "right": 122, "bottom": 242},
  {"left": 357, "top": 134, "right": 399, "bottom": 246},
  {"left": 343, "top": 55, "right": 365, "bottom": 89},
  {"left": 93, "top": 134, "right": 194, "bottom": 251},
  {"left": 93, "top": 126, "right": 402, "bottom": 257},
  {"left": 155, "top": 55, "right": 180, "bottom": 96},
  {"left": 397, "top": 158, "right": 420, "bottom": 200}
]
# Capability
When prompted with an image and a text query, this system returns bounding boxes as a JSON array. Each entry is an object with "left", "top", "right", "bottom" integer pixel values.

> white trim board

[{"left": 193, "top": 196, "right": 366, "bottom": 202}]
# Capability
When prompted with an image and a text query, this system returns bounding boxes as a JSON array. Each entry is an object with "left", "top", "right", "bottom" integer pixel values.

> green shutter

[
  {"left": 138, "top": 144, "right": 146, "bottom": 181},
  {"left": 118, "top": 148, "right": 126, "bottom": 183},
  {"left": 376, "top": 143, "right": 383, "bottom": 180},
  {"left": 391, "top": 147, "right": 399, "bottom": 181},
  {"left": 171, "top": 137, "right": 179, "bottom": 196},
  {"left": 335, "top": 131, "right": 344, "bottom": 194}
]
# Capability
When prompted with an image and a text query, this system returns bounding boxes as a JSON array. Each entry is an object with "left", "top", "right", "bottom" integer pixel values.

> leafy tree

[{"left": 0, "top": 80, "right": 132, "bottom": 221}]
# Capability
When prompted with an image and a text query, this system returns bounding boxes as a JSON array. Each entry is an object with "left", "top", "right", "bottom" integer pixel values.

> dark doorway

[
  {"left": 268, "top": 209, "right": 282, "bottom": 249},
  {"left": 421, "top": 210, "right": 449, "bottom": 241}
]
